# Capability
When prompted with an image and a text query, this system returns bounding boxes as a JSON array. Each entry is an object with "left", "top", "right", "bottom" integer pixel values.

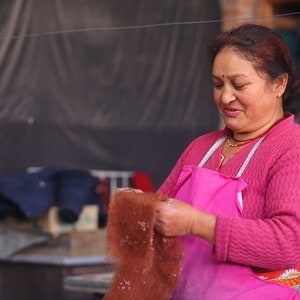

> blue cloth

[
  {"left": 0, "top": 168, "right": 103, "bottom": 223},
  {"left": 56, "top": 169, "right": 99, "bottom": 223},
  {"left": 0, "top": 168, "right": 58, "bottom": 219}
]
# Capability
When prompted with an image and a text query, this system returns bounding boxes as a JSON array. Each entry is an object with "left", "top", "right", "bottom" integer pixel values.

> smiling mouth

[{"left": 223, "top": 108, "right": 241, "bottom": 116}]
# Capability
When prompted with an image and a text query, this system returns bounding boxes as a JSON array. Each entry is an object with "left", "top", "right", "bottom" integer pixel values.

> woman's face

[{"left": 212, "top": 47, "right": 285, "bottom": 136}]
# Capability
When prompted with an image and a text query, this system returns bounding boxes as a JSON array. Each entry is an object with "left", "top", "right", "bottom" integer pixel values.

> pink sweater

[{"left": 158, "top": 114, "right": 300, "bottom": 270}]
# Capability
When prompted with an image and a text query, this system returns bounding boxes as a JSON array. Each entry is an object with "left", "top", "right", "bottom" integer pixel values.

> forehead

[{"left": 212, "top": 47, "right": 257, "bottom": 76}]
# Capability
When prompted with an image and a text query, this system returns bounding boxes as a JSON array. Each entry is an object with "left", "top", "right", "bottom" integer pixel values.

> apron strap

[
  {"left": 236, "top": 136, "right": 266, "bottom": 177},
  {"left": 199, "top": 135, "right": 266, "bottom": 177},
  {"left": 199, "top": 136, "right": 227, "bottom": 168}
]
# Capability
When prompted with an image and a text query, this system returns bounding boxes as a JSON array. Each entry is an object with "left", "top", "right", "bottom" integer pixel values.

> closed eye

[
  {"left": 233, "top": 84, "right": 245, "bottom": 90},
  {"left": 213, "top": 82, "right": 223, "bottom": 90}
]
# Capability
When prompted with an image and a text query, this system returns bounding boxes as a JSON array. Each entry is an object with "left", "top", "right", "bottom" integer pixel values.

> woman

[{"left": 155, "top": 24, "right": 300, "bottom": 299}]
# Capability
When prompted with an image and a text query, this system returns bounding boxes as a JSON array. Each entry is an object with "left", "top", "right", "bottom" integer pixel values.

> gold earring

[{"left": 276, "top": 92, "right": 281, "bottom": 98}]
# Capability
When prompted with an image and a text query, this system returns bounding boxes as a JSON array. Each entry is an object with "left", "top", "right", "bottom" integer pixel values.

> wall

[{"left": 220, "top": 0, "right": 300, "bottom": 29}]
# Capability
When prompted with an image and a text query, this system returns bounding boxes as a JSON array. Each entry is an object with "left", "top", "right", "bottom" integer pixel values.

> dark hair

[{"left": 208, "top": 23, "right": 300, "bottom": 110}]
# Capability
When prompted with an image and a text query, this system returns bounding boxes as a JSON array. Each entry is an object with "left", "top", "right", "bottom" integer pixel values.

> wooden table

[
  {"left": 64, "top": 271, "right": 114, "bottom": 296},
  {"left": 0, "top": 229, "right": 114, "bottom": 300}
]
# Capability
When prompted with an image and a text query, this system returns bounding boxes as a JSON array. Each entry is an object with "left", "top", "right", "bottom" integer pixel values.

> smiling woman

[
  {"left": 154, "top": 24, "right": 300, "bottom": 299},
  {"left": 211, "top": 46, "right": 288, "bottom": 165}
]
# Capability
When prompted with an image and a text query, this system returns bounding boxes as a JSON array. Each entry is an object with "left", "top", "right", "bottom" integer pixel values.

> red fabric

[
  {"left": 96, "top": 179, "right": 111, "bottom": 212},
  {"left": 132, "top": 172, "right": 155, "bottom": 192}
]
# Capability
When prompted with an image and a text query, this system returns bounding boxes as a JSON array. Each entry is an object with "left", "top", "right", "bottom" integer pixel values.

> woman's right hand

[
  {"left": 155, "top": 198, "right": 197, "bottom": 236},
  {"left": 155, "top": 198, "right": 216, "bottom": 244}
]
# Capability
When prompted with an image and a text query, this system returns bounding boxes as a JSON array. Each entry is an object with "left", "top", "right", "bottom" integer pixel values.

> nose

[{"left": 220, "top": 87, "right": 236, "bottom": 104}]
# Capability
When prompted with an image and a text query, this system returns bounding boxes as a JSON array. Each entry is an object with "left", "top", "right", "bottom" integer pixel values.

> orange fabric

[
  {"left": 104, "top": 189, "right": 182, "bottom": 300},
  {"left": 254, "top": 267, "right": 300, "bottom": 290}
]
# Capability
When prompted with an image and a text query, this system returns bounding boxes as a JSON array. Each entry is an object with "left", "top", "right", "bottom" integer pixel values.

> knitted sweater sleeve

[{"left": 215, "top": 135, "right": 300, "bottom": 270}]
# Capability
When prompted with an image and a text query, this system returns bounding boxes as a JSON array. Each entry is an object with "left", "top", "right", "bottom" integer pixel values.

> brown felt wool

[{"left": 103, "top": 189, "right": 182, "bottom": 300}]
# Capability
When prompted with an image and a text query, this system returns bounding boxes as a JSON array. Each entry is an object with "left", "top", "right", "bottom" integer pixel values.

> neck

[
  {"left": 230, "top": 115, "right": 285, "bottom": 142},
  {"left": 226, "top": 115, "right": 286, "bottom": 147}
]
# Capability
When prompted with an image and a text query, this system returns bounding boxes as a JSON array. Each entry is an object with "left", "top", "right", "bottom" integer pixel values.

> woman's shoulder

[
  {"left": 259, "top": 116, "right": 300, "bottom": 164},
  {"left": 268, "top": 115, "right": 300, "bottom": 145},
  {"left": 183, "top": 129, "right": 226, "bottom": 156}
]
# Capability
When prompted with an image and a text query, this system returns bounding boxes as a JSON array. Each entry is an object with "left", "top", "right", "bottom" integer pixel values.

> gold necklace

[
  {"left": 226, "top": 115, "right": 286, "bottom": 148},
  {"left": 226, "top": 137, "right": 253, "bottom": 148}
]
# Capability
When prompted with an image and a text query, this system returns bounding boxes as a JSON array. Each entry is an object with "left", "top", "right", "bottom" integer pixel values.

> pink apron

[{"left": 171, "top": 137, "right": 300, "bottom": 300}]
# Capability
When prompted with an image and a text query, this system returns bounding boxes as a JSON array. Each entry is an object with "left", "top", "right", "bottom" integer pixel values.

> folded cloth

[
  {"left": 254, "top": 268, "right": 300, "bottom": 291},
  {"left": 104, "top": 189, "right": 182, "bottom": 300},
  {"left": 57, "top": 169, "right": 99, "bottom": 223},
  {"left": 0, "top": 168, "right": 58, "bottom": 219}
]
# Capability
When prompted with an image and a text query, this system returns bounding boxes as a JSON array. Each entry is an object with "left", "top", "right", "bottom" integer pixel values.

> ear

[{"left": 273, "top": 73, "right": 288, "bottom": 95}]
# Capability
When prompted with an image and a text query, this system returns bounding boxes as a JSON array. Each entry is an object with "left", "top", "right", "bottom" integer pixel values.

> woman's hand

[
  {"left": 155, "top": 198, "right": 196, "bottom": 236},
  {"left": 155, "top": 198, "right": 216, "bottom": 244}
]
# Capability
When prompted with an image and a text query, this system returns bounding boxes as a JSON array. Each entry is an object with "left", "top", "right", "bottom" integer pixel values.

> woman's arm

[{"left": 215, "top": 145, "right": 300, "bottom": 270}]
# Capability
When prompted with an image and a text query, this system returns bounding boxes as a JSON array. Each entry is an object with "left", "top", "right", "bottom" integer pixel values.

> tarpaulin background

[{"left": 0, "top": 0, "right": 221, "bottom": 188}]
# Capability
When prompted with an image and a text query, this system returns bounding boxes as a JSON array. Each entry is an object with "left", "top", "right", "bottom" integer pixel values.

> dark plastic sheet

[{"left": 0, "top": 0, "right": 221, "bottom": 188}]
